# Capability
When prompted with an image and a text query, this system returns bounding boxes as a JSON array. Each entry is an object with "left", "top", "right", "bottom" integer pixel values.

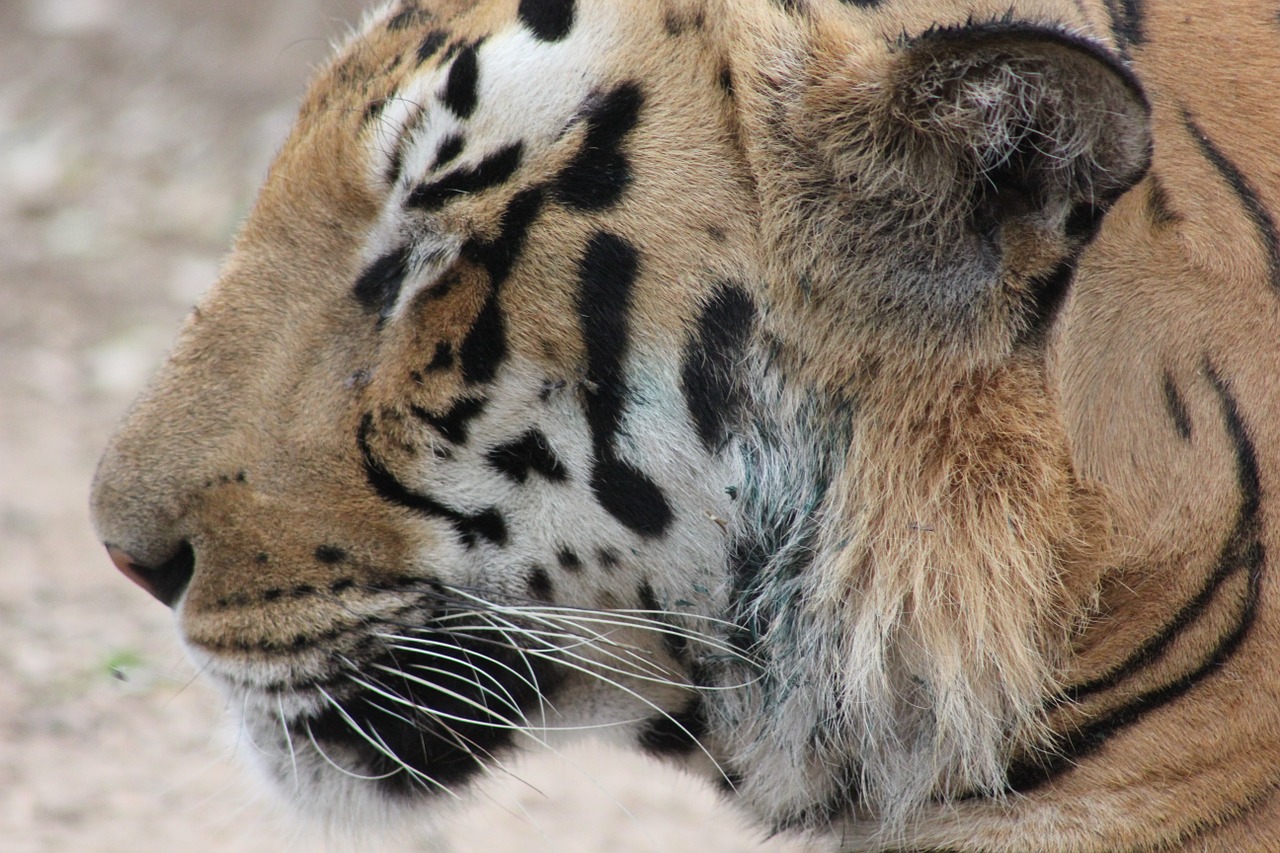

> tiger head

[{"left": 92, "top": 0, "right": 1280, "bottom": 849}]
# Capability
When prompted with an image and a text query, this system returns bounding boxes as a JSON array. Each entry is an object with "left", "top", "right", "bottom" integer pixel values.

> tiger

[{"left": 90, "top": 0, "right": 1280, "bottom": 849}]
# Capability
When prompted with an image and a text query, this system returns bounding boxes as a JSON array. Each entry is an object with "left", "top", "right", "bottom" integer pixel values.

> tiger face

[
  {"left": 92, "top": 0, "right": 1280, "bottom": 850},
  {"left": 93, "top": 0, "right": 761, "bottom": 825}
]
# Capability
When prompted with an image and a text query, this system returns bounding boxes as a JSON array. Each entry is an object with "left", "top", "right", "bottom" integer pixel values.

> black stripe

[
  {"left": 427, "top": 341, "right": 454, "bottom": 372},
  {"left": 411, "top": 397, "right": 485, "bottom": 444},
  {"left": 577, "top": 231, "right": 637, "bottom": 450},
  {"left": 590, "top": 459, "right": 674, "bottom": 537},
  {"left": 1163, "top": 371, "right": 1193, "bottom": 441},
  {"left": 458, "top": 295, "right": 506, "bottom": 385},
  {"left": 1105, "top": 0, "right": 1145, "bottom": 48},
  {"left": 353, "top": 246, "right": 411, "bottom": 317},
  {"left": 638, "top": 580, "right": 689, "bottom": 662},
  {"left": 433, "top": 133, "right": 465, "bottom": 169},
  {"left": 485, "top": 430, "right": 569, "bottom": 484},
  {"left": 1007, "top": 366, "right": 1263, "bottom": 793},
  {"left": 456, "top": 188, "right": 546, "bottom": 386},
  {"left": 416, "top": 30, "right": 448, "bottom": 65},
  {"left": 1016, "top": 256, "right": 1078, "bottom": 347},
  {"left": 1146, "top": 174, "right": 1181, "bottom": 226},
  {"left": 407, "top": 143, "right": 524, "bottom": 213},
  {"left": 575, "top": 231, "right": 673, "bottom": 537},
  {"left": 1185, "top": 110, "right": 1280, "bottom": 294},
  {"left": 681, "top": 284, "right": 755, "bottom": 452},
  {"left": 517, "top": 0, "right": 576, "bottom": 42},
  {"left": 461, "top": 186, "right": 544, "bottom": 285},
  {"left": 358, "top": 415, "right": 507, "bottom": 547},
  {"left": 441, "top": 43, "right": 480, "bottom": 119},
  {"left": 552, "top": 83, "right": 644, "bottom": 211}
]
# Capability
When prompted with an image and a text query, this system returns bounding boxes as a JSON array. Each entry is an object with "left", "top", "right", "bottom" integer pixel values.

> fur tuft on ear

[{"left": 760, "top": 22, "right": 1151, "bottom": 375}]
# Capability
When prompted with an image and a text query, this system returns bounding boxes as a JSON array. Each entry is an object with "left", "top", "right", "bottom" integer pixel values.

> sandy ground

[{"left": 0, "top": 2, "right": 814, "bottom": 851}]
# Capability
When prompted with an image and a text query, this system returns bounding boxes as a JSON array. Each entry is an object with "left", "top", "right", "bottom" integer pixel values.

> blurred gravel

[{"left": 0, "top": 2, "right": 810, "bottom": 851}]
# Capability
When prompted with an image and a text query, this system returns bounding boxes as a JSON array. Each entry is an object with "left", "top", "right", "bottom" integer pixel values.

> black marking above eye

[
  {"left": 486, "top": 430, "right": 569, "bottom": 484},
  {"left": 517, "top": 0, "right": 576, "bottom": 42},
  {"left": 553, "top": 83, "right": 644, "bottom": 211},
  {"left": 682, "top": 284, "right": 755, "bottom": 452},
  {"left": 441, "top": 43, "right": 480, "bottom": 119},
  {"left": 407, "top": 143, "right": 524, "bottom": 213},
  {"left": 353, "top": 246, "right": 411, "bottom": 316},
  {"left": 556, "top": 548, "right": 582, "bottom": 571}
]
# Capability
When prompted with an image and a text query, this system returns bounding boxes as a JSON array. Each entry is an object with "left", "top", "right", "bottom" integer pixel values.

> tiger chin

[{"left": 91, "top": 0, "right": 1280, "bottom": 850}]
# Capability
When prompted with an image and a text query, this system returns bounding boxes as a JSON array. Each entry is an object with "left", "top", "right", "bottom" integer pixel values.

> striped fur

[{"left": 92, "top": 0, "right": 1280, "bottom": 849}]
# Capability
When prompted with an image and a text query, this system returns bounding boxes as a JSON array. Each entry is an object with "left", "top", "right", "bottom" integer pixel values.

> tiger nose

[{"left": 105, "top": 541, "right": 196, "bottom": 608}]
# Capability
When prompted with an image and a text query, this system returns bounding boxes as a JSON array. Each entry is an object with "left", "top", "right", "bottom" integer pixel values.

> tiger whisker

[
  {"left": 515, "top": 646, "right": 735, "bottom": 786},
  {"left": 384, "top": 627, "right": 563, "bottom": 720},
  {"left": 276, "top": 694, "right": 301, "bottom": 791},
  {"left": 364, "top": 694, "right": 557, "bottom": 831},
  {"left": 430, "top": 622, "right": 673, "bottom": 681},
  {"left": 364, "top": 640, "right": 531, "bottom": 718},
  {"left": 352, "top": 669, "right": 647, "bottom": 735},
  {"left": 399, "top": 618, "right": 760, "bottom": 692},
  {"left": 445, "top": 585, "right": 752, "bottom": 636},
  {"left": 300, "top": 717, "right": 406, "bottom": 785},
  {"left": 315, "top": 685, "right": 459, "bottom": 798},
  {"left": 460, "top": 615, "right": 693, "bottom": 702},
  {"left": 360, "top": 666, "right": 535, "bottom": 733},
  {"left": 427, "top": 588, "right": 758, "bottom": 666},
  {"left": 348, "top": 673, "right": 510, "bottom": 786}
]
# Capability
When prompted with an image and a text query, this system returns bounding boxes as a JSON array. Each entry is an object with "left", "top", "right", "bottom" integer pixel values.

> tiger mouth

[
  {"left": 196, "top": 621, "right": 557, "bottom": 798},
  {"left": 273, "top": 629, "right": 563, "bottom": 798},
  {"left": 193, "top": 585, "right": 666, "bottom": 797}
]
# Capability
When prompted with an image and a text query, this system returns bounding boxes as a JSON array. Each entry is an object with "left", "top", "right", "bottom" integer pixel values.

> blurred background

[{"left": 0, "top": 1, "right": 812, "bottom": 850}]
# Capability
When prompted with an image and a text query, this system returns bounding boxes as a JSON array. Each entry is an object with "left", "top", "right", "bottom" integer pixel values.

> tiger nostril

[{"left": 106, "top": 541, "right": 196, "bottom": 608}]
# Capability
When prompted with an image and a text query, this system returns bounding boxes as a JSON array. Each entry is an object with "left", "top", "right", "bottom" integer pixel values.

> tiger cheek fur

[{"left": 92, "top": 0, "right": 1280, "bottom": 850}]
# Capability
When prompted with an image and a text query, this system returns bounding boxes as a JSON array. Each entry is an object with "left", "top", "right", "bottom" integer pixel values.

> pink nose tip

[
  {"left": 105, "top": 543, "right": 195, "bottom": 607},
  {"left": 107, "top": 545, "right": 149, "bottom": 587}
]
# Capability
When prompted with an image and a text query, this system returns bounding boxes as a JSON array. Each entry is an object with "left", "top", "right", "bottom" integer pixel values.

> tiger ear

[{"left": 768, "top": 23, "right": 1152, "bottom": 359}]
